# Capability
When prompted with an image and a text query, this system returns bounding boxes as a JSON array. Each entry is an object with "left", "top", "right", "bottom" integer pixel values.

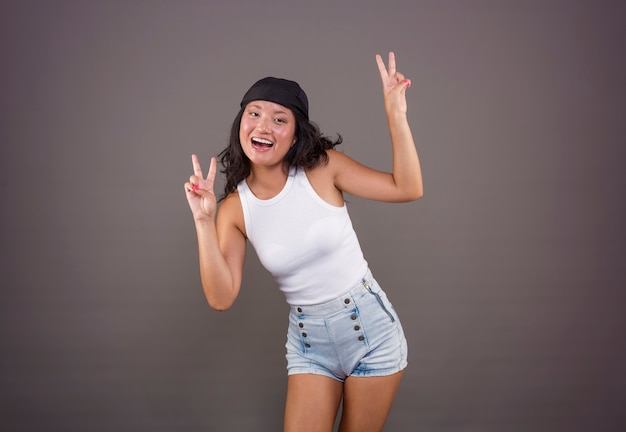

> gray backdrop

[{"left": 1, "top": 1, "right": 625, "bottom": 431}]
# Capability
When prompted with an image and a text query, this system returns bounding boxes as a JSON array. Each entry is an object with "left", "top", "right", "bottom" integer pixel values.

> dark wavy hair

[{"left": 217, "top": 107, "right": 342, "bottom": 201}]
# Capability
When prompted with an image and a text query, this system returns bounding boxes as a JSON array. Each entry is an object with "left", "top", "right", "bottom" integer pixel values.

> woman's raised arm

[
  {"left": 185, "top": 155, "right": 246, "bottom": 311},
  {"left": 332, "top": 52, "right": 423, "bottom": 202}
]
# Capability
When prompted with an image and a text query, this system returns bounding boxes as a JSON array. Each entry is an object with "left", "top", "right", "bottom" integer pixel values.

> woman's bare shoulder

[
  {"left": 218, "top": 190, "right": 247, "bottom": 238},
  {"left": 325, "top": 148, "right": 357, "bottom": 170}
]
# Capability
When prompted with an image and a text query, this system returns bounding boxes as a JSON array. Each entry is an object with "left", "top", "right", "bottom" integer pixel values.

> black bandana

[{"left": 240, "top": 77, "right": 309, "bottom": 120}]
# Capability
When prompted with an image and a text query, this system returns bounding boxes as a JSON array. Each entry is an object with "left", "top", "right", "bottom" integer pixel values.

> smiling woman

[
  {"left": 184, "top": 53, "right": 423, "bottom": 432},
  {"left": 240, "top": 100, "right": 297, "bottom": 168},
  {"left": 219, "top": 76, "right": 343, "bottom": 202}
]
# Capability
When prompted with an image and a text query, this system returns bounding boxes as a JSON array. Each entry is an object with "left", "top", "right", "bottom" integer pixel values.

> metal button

[
  {"left": 358, "top": 335, "right": 365, "bottom": 341},
  {"left": 297, "top": 307, "right": 302, "bottom": 313},
  {"left": 302, "top": 332, "right": 307, "bottom": 337},
  {"left": 344, "top": 298, "right": 350, "bottom": 304},
  {"left": 351, "top": 314, "right": 357, "bottom": 320},
  {"left": 354, "top": 325, "right": 360, "bottom": 331},
  {"left": 305, "top": 343, "right": 311, "bottom": 348},
  {"left": 298, "top": 322, "right": 304, "bottom": 328}
]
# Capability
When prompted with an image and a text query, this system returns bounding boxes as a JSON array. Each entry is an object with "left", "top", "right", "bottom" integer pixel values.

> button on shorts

[{"left": 285, "top": 269, "right": 408, "bottom": 382}]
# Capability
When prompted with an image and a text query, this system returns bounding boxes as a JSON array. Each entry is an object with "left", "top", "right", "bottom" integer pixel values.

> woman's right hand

[{"left": 184, "top": 154, "right": 218, "bottom": 221}]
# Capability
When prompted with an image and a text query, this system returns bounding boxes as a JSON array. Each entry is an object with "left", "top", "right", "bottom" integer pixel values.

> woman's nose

[{"left": 256, "top": 118, "right": 272, "bottom": 132}]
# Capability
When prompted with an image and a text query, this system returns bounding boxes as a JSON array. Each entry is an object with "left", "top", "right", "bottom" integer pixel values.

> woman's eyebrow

[{"left": 248, "top": 103, "right": 289, "bottom": 115}]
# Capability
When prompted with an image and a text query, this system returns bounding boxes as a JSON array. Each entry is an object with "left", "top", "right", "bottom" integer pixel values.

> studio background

[{"left": 1, "top": 1, "right": 625, "bottom": 431}]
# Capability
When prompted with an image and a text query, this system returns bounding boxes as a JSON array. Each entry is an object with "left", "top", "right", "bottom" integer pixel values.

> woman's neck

[{"left": 247, "top": 164, "right": 290, "bottom": 200}]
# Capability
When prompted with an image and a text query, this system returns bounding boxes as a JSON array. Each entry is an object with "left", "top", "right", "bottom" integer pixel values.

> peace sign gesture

[
  {"left": 184, "top": 154, "right": 218, "bottom": 221},
  {"left": 376, "top": 52, "right": 411, "bottom": 114}
]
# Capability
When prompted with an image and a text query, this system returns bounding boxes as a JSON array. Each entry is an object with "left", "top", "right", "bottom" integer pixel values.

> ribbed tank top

[{"left": 237, "top": 168, "right": 368, "bottom": 305}]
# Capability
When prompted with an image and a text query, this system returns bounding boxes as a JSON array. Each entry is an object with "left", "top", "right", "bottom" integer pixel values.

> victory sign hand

[
  {"left": 376, "top": 51, "right": 411, "bottom": 114},
  {"left": 184, "top": 154, "right": 218, "bottom": 221}
]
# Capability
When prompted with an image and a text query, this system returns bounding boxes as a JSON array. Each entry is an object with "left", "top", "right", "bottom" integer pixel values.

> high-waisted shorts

[{"left": 285, "top": 269, "right": 408, "bottom": 382}]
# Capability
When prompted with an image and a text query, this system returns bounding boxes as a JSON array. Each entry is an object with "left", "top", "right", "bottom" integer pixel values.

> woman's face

[{"left": 239, "top": 100, "right": 297, "bottom": 168}]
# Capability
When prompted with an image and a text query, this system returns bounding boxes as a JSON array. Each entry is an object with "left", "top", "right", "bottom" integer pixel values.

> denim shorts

[{"left": 285, "top": 269, "right": 408, "bottom": 382}]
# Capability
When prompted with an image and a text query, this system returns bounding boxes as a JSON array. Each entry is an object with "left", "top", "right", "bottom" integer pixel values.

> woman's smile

[{"left": 251, "top": 136, "right": 274, "bottom": 151}]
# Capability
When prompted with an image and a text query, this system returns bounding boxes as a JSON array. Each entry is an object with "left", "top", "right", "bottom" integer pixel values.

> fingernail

[
  {"left": 192, "top": 184, "right": 199, "bottom": 191},
  {"left": 404, "top": 79, "right": 411, "bottom": 88}
]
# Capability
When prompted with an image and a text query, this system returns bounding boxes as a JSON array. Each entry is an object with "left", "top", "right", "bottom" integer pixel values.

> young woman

[{"left": 184, "top": 52, "right": 423, "bottom": 432}]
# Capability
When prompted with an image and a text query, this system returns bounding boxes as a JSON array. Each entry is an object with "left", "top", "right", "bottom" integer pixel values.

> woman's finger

[
  {"left": 387, "top": 52, "right": 396, "bottom": 77},
  {"left": 184, "top": 181, "right": 197, "bottom": 194},
  {"left": 189, "top": 175, "right": 201, "bottom": 186},
  {"left": 206, "top": 157, "right": 217, "bottom": 182},
  {"left": 376, "top": 54, "right": 388, "bottom": 79},
  {"left": 192, "top": 154, "right": 204, "bottom": 178}
]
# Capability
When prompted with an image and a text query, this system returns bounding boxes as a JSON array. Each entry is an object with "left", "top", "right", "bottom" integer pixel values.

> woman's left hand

[{"left": 376, "top": 52, "right": 411, "bottom": 114}]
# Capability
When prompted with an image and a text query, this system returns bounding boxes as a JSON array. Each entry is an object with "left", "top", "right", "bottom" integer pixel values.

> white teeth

[{"left": 252, "top": 137, "right": 273, "bottom": 145}]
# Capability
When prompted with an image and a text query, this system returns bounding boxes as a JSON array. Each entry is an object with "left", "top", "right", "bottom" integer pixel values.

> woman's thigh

[
  {"left": 284, "top": 374, "right": 343, "bottom": 432},
  {"left": 339, "top": 371, "right": 404, "bottom": 432}
]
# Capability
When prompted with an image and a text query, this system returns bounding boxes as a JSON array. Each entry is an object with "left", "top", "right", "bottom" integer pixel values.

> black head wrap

[{"left": 240, "top": 77, "right": 309, "bottom": 120}]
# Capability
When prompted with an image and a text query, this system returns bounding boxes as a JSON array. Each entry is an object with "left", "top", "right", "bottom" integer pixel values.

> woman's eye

[{"left": 275, "top": 118, "right": 286, "bottom": 124}]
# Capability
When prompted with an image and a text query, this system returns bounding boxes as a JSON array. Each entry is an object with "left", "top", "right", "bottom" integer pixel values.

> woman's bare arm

[
  {"left": 333, "top": 52, "right": 423, "bottom": 202},
  {"left": 185, "top": 155, "right": 246, "bottom": 310}
]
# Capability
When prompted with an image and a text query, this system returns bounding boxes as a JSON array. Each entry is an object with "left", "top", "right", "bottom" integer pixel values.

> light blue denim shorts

[{"left": 285, "top": 269, "right": 408, "bottom": 382}]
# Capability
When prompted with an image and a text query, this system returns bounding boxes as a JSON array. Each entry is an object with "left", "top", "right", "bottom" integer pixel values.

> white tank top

[{"left": 237, "top": 168, "right": 368, "bottom": 305}]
